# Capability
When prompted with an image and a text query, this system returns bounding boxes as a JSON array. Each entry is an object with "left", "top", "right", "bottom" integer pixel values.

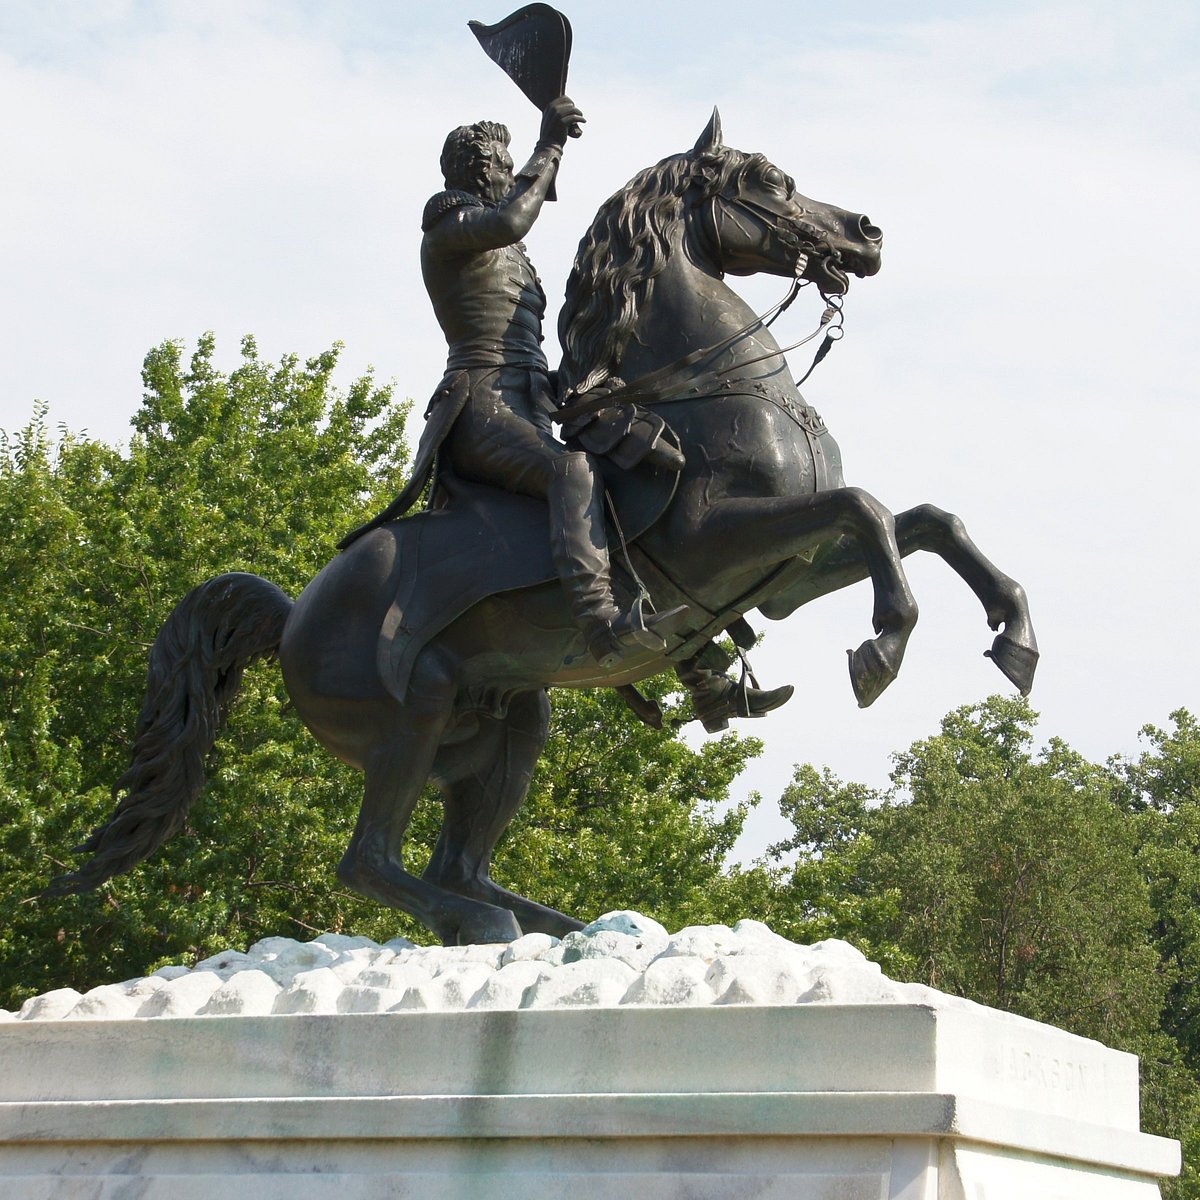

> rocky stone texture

[{"left": 3, "top": 911, "right": 981, "bottom": 1021}]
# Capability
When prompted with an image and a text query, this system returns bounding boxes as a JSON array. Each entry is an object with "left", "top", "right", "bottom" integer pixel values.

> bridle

[
  {"left": 550, "top": 179, "right": 850, "bottom": 631},
  {"left": 708, "top": 188, "right": 844, "bottom": 280},
  {"left": 553, "top": 185, "right": 849, "bottom": 428}
]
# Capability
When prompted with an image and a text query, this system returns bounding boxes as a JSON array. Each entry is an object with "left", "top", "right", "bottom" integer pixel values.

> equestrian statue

[{"left": 47, "top": 7, "right": 1038, "bottom": 945}]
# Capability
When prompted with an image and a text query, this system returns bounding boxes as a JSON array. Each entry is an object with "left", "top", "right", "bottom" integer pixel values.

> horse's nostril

[{"left": 858, "top": 214, "right": 883, "bottom": 242}]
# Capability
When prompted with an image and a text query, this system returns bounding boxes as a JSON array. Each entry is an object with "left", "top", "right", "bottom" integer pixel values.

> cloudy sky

[{"left": 2, "top": 1, "right": 1197, "bottom": 858}]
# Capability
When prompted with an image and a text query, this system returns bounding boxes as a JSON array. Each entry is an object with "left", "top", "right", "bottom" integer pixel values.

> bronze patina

[{"left": 48, "top": 10, "right": 1038, "bottom": 946}]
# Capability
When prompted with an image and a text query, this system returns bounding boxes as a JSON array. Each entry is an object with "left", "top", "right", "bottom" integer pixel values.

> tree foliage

[
  {"left": 880, "top": 700, "right": 1161, "bottom": 1046},
  {"left": 1117, "top": 711, "right": 1200, "bottom": 1066},
  {"left": 0, "top": 335, "right": 412, "bottom": 1005},
  {"left": 3, "top": 332, "right": 1200, "bottom": 1190},
  {"left": 0, "top": 334, "right": 763, "bottom": 1009},
  {"left": 767, "top": 695, "right": 1200, "bottom": 1197},
  {"left": 1112, "top": 711, "right": 1200, "bottom": 1196},
  {"left": 769, "top": 698, "right": 1163, "bottom": 1037}
]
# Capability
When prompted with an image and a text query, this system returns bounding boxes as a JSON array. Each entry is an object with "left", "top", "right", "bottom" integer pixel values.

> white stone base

[
  {"left": 0, "top": 1004, "right": 1180, "bottom": 1198},
  {"left": 0, "top": 1137, "right": 1164, "bottom": 1199}
]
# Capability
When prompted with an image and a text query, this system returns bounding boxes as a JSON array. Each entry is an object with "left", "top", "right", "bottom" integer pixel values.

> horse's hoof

[
  {"left": 453, "top": 907, "right": 523, "bottom": 947},
  {"left": 522, "top": 911, "right": 585, "bottom": 938},
  {"left": 985, "top": 634, "right": 1039, "bottom": 696},
  {"left": 847, "top": 640, "right": 898, "bottom": 709}
]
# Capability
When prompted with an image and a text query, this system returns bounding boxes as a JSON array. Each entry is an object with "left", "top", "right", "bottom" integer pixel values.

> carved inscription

[{"left": 1000, "top": 1044, "right": 1091, "bottom": 1093}]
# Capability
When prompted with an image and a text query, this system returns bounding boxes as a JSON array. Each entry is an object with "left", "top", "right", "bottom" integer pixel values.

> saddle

[{"left": 372, "top": 455, "right": 680, "bottom": 703}]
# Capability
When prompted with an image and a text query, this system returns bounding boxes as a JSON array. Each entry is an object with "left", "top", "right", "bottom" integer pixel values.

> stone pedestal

[{"left": 0, "top": 1002, "right": 1179, "bottom": 1197}]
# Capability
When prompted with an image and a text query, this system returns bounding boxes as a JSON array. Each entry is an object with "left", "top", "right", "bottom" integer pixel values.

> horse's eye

[{"left": 762, "top": 166, "right": 786, "bottom": 191}]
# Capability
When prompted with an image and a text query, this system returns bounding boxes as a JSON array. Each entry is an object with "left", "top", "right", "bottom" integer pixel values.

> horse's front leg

[
  {"left": 902, "top": 504, "right": 1038, "bottom": 693},
  {"left": 689, "top": 487, "right": 917, "bottom": 707},
  {"left": 759, "top": 503, "right": 1038, "bottom": 695}
]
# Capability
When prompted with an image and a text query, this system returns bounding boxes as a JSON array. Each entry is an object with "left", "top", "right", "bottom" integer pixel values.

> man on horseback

[
  {"left": 343, "top": 98, "right": 677, "bottom": 666},
  {"left": 341, "top": 100, "right": 792, "bottom": 724}
]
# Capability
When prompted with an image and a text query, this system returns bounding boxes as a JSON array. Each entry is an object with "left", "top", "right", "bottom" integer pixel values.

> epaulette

[{"left": 422, "top": 189, "right": 487, "bottom": 232}]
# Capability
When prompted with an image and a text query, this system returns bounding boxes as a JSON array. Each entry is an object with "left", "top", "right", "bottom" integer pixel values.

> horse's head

[
  {"left": 561, "top": 113, "right": 884, "bottom": 392},
  {"left": 689, "top": 110, "right": 882, "bottom": 295}
]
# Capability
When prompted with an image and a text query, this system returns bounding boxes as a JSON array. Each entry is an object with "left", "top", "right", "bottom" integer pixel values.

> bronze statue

[
  {"left": 341, "top": 70, "right": 789, "bottom": 729},
  {"left": 342, "top": 96, "right": 687, "bottom": 672},
  {"left": 47, "top": 12, "right": 1038, "bottom": 946}
]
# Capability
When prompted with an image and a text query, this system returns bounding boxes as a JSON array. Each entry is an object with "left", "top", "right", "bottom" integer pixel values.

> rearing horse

[{"left": 50, "top": 112, "right": 1037, "bottom": 945}]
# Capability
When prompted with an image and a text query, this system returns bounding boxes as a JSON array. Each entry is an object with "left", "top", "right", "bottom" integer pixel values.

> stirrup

[
  {"left": 694, "top": 679, "right": 795, "bottom": 733},
  {"left": 587, "top": 601, "right": 688, "bottom": 666}
]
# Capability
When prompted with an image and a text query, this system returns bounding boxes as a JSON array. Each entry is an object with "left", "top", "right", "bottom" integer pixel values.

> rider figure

[
  {"left": 345, "top": 97, "right": 674, "bottom": 665},
  {"left": 343, "top": 98, "right": 792, "bottom": 723},
  {"left": 428, "top": 97, "right": 683, "bottom": 665}
]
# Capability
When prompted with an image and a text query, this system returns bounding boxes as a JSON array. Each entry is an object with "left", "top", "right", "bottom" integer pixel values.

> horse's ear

[{"left": 693, "top": 107, "right": 723, "bottom": 155}]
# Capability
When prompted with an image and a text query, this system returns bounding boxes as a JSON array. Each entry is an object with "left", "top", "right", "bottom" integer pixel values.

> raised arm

[{"left": 429, "top": 97, "right": 585, "bottom": 253}]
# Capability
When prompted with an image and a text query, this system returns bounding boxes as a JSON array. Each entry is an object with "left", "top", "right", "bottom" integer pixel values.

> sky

[{"left": 2, "top": 1, "right": 1198, "bottom": 860}]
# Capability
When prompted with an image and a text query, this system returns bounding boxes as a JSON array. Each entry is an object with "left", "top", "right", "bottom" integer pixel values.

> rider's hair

[{"left": 441, "top": 121, "right": 511, "bottom": 194}]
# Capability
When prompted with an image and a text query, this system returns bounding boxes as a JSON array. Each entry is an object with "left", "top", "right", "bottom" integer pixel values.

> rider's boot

[
  {"left": 549, "top": 453, "right": 684, "bottom": 666},
  {"left": 677, "top": 654, "right": 794, "bottom": 734}
]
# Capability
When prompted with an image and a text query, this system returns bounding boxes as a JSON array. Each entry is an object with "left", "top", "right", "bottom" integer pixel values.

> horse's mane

[{"left": 559, "top": 144, "right": 764, "bottom": 396}]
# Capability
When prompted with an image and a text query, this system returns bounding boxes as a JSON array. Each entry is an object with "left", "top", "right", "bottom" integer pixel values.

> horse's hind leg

[
  {"left": 336, "top": 646, "right": 522, "bottom": 946},
  {"left": 426, "top": 689, "right": 586, "bottom": 939}
]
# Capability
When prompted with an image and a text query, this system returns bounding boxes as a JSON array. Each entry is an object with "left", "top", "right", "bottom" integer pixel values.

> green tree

[
  {"left": 1114, "top": 711, "right": 1200, "bottom": 1196},
  {"left": 0, "top": 335, "right": 412, "bottom": 1007},
  {"left": 769, "top": 695, "right": 1196, "bottom": 1197},
  {"left": 768, "top": 700, "right": 1161, "bottom": 1046},
  {"left": 0, "top": 334, "right": 764, "bottom": 1009},
  {"left": 1117, "top": 711, "right": 1200, "bottom": 1065},
  {"left": 751, "top": 764, "right": 903, "bottom": 965},
  {"left": 771, "top": 697, "right": 1163, "bottom": 1042},
  {"left": 876, "top": 699, "right": 1162, "bottom": 1047}
]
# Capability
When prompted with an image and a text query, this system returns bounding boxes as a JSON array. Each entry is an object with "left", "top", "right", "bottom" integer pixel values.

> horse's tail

[{"left": 44, "top": 572, "right": 294, "bottom": 896}]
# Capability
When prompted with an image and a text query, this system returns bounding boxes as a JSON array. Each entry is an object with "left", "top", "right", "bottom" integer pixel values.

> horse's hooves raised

[
  {"left": 847, "top": 640, "right": 898, "bottom": 709},
  {"left": 985, "top": 634, "right": 1039, "bottom": 696}
]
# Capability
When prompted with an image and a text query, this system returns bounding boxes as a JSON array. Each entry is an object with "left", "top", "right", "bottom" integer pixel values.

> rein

[
  {"left": 553, "top": 280, "right": 845, "bottom": 426},
  {"left": 712, "top": 290, "right": 844, "bottom": 384}
]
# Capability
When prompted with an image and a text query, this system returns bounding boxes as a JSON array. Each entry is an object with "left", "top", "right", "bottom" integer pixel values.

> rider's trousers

[{"left": 443, "top": 366, "right": 621, "bottom": 631}]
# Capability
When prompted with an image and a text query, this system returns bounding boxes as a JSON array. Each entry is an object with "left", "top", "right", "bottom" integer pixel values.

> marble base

[{"left": 0, "top": 1004, "right": 1179, "bottom": 1197}]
